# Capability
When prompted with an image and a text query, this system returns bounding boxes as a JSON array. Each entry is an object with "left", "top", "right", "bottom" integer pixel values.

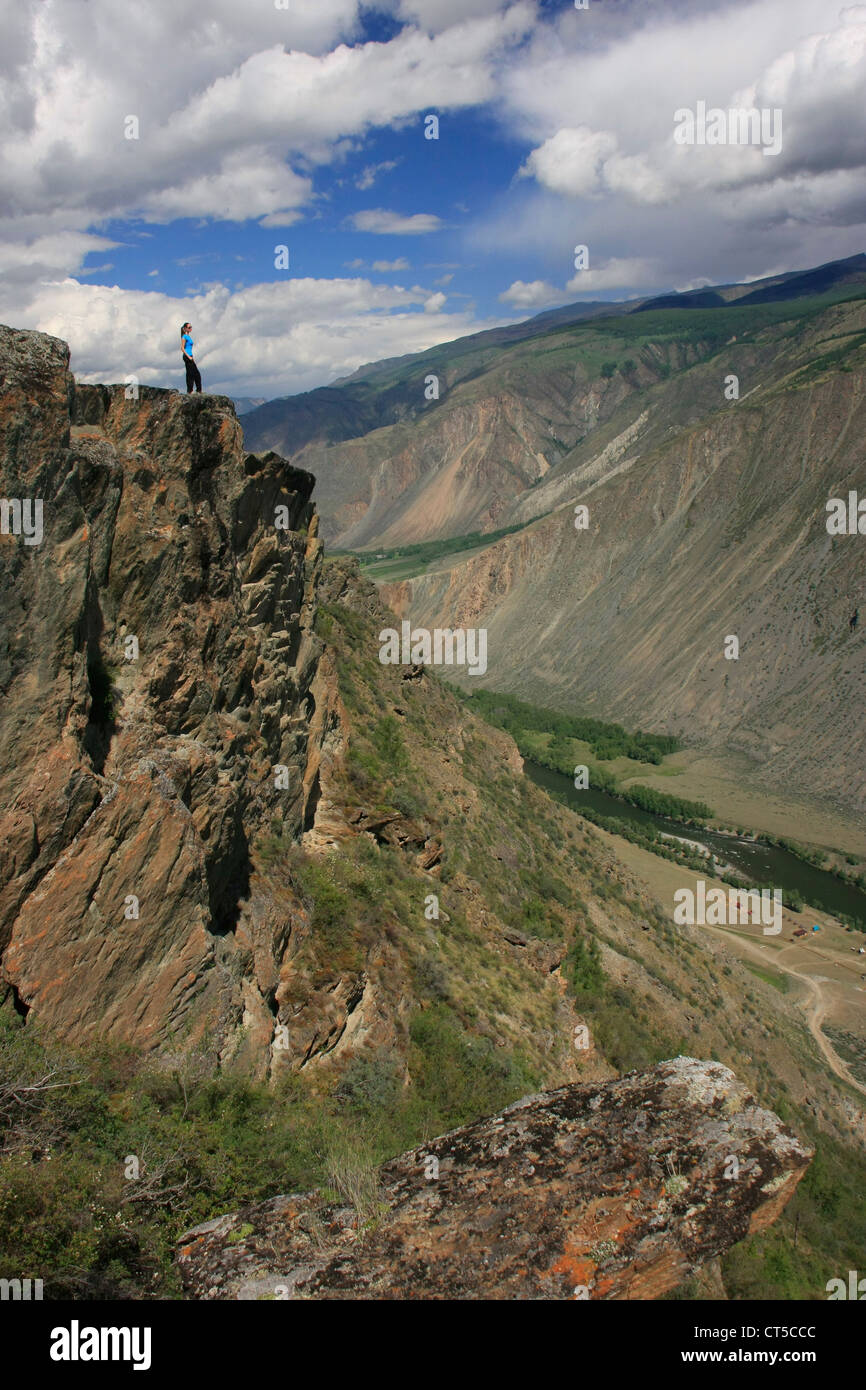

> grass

[
  {"left": 0, "top": 993, "right": 539, "bottom": 1298},
  {"left": 336, "top": 518, "right": 540, "bottom": 574},
  {"left": 742, "top": 962, "right": 791, "bottom": 994}
]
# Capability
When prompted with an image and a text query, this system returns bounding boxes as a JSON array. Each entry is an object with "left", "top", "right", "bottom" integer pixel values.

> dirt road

[{"left": 711, "top": 924, "right": 866, "bottom": 1099}]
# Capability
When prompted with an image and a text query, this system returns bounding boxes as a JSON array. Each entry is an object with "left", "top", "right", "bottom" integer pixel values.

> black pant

[{"left": 184, "top": 355, "right": 202, "bottom": 392}]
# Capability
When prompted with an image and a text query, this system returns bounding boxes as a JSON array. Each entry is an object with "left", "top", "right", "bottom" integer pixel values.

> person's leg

[
  {"left": 192, "top": 360, "right": 202, "bottom": 392},
  {"left": 185, "top": 357, "right": 196, "bottom": 392}
]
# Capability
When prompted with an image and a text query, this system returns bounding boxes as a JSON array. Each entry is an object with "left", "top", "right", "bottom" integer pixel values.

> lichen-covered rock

[
  {"left": 0, "top": 325, "right": 324, "bottom": 1064},
  {"left": 176, "top": 1056, "right": 812, "bottom": 1299}
]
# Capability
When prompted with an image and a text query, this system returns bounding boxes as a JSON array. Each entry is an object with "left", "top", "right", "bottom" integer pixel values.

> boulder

[{"left": 176, "top": 1056, "right": 811, "bottom": 1300}]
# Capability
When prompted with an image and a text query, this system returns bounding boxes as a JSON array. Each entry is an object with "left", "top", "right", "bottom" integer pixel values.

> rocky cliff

[
  {"left": 0, "top": 326, "right": 663, "bottom": 1091},
  {"left": 0, "top": 329, "right": 858, "bottom": 1118},
  {"left": 176, "top": 1057, "right": 811, "bottom": 1300},
  {"left": 0, "top": 325, "right": 325, "bottom": 1068},
  {"left": 0, "top": 328, "right": 852, "bottom": 1301}
]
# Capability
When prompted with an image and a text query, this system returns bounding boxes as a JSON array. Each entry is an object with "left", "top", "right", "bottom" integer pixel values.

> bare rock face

[
  {"left": 176, "top": 1057, "right": 812, "bottom": 1300},
  {"left": 0, "top": 325, "right": 324, "bottom": 1063}
]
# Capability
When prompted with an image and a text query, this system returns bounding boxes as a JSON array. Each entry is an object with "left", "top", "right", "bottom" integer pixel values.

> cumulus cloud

[
  {"left": 143, "top": 150, "right": 313, "bottom": 224},
  {"left": 351, "top": 209, "right": 444, "bottom": 234},
  {"left": 0, "top": 0, "right": 536, "bottom": 395},
  {"left": 3, "top": 0, "right": 866, "bottom": 401},
  {"left": 520, "top": 128, "right": 618, "bottom": 198},
  {"left": 468, "top": 1, "right": 866, "bottom": 293},
  {"left": 10, "top": 274, "right": 502, "bottom": 398},
  {"left": 521, "top": 129, "right": 667, "bottom": 205},
  {"left": 0, "top": 2, "right": 533, "bottom": 232},
  {"left": 498, "top": 279, "right": 561, "bottom": 307},
  {"left": 510, "top": 1, "right": 866, "bottom": 209},
  {"left": 565, "top": 257, "right": 658, "bottom": 294},
  {"left": 498, "top": 261, "right": 657, "bottom": 310},
  {"left": 0, "top": 229, "right": 120, "bottom": 284}
]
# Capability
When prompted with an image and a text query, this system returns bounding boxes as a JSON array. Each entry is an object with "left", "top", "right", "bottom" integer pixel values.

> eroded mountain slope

[
  {"left": 240, "top": 261, "right": 866, "bottom": 551},
  {"left": 382, "top": 295, "right": 866, "bottom": 813}
]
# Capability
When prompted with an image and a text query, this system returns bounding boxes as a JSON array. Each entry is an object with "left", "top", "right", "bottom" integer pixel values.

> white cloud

[
  {"left": 356, "top": 160, "right": 399, "bottom": 189},
  {"left": 565, "top": 257, "right": 658, "bottom": 294},
  {"left": 3, "top": 0, "right": 866, "bottom": 405},
  {"left": 10, "top": 274, "right": 505, "bottom": 398},
  {"left": 500, "top": 0, "right": 827, "bottom": 148},
  {"left": 466, "top": 1, "right": 866, "bottom": 293},
  {"left": 0, "top": 2, "right": 534, "bottom": 235},
  {"left": 372, "top": 258, "right": 411, "bottom": 270},
  {"left": 176, "top": 10, "right": 534, "bottom": 164},
  {"left": 498, "top": 278, "right": 561, "bottom": 307},
  {"left": 259, "top": 210, "right": 306, "bottom": 229},
  {"left": 599, "top": 152, "right": 668, "bottom": 206},
  {"left": 508, "top": 2, "right": 866, "bottom": 210},
  {"left": 520, "top": 128, "right": 618, "bottom": 198},
  {"left": 0, "top": 228, "right": 120, "bottom": 284},
  {"left": 0, "top": 0, "right": 536, "bottom": 402},
  {"left": 143, "top": 150, "right": 313, "bottom": 224},
  {"left": 520, "top": 127, "right": 668, "bottom": 206},
  {"left": 351, "top": 209, "right": 443, "bottom": 234}
]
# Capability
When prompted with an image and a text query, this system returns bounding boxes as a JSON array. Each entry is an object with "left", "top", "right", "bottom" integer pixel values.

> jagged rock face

[
  {"left": 176, "top": 1057, "right": 811, "bottom": 1300},
  {"left": 0, "top": 325, "right": 323, "bottom": 1062}
]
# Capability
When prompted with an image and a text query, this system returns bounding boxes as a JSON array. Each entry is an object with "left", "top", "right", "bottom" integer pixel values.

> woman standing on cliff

[{"left": 181, "top": 322, "right": 202, "bottom": 393}]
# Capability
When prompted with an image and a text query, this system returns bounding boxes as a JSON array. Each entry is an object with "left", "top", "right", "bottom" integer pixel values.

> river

[{"left": 524, "top": 759, "right": 866, "bottom": 926}]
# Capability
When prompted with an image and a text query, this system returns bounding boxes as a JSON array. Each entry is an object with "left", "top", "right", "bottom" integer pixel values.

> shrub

[
  {"left": 335, "top": 1050, "right": 404, "bottom": 1114},
  {"left": 565, "top": 932, "right": 604, "bottom": 993},
  {"left": 408, "top": 1004, "right": 536, "bottom": 1130},
  {"left": 414, "top": 957, "right": 451, "bottom": 1001},
  {"left": 372, "top": 716, "right": 409, "bottom": 773}
]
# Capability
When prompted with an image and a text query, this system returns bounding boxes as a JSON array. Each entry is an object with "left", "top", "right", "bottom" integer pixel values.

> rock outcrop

[
  {"left": 176, "top": 1057, "right": 812, "bottom": 1300},
  {"left": 0, "top": 325, "right": 324, "bottom": 1065}
]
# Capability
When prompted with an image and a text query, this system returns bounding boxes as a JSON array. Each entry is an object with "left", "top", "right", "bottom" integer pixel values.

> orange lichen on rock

[{"left": 176, "top": 1058, "right": 811, "bottom": 1301}]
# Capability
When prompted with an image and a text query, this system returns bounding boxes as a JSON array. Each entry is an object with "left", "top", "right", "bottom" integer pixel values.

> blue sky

[
  {"left": 2, "top": 0, "right": 865, "bottom": 399},
  {"left": 86, "top": 106, "right": 529, "bottom": 311}
]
